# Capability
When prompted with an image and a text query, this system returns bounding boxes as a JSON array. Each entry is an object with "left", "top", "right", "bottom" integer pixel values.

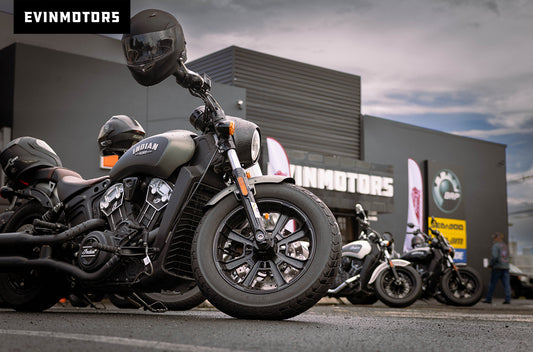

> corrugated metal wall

[{"left": 188, "top": 46, "right": 361, "bottom": 159}]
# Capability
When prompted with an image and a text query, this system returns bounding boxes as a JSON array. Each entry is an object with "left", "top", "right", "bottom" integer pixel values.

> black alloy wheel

[{"left": 192, "top": 183, "right": 341, "bottom": 320}]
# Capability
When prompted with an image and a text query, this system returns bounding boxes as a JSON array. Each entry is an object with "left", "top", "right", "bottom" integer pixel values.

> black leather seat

[
  {"left": 29, "top": 167, "right": 108, "bottom": 201},
  {"left": 56, "top": 173, "right": 109, "bottom": 202}
]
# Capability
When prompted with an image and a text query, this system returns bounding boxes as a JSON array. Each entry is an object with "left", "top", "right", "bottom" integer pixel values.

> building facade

[{"left": 0, "top": 14, "right": 508, "bottom": 291}]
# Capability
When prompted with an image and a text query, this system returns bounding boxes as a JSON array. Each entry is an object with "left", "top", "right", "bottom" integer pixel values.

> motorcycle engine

[
  {"left": 99, "top": 177, "right": 173, "bottom": 233},
  {"left": 77, "top": 177, "right": 173, "bottom": 272},
  {"left": 333, "top": 256, "right": 365, "bottom": 289}
]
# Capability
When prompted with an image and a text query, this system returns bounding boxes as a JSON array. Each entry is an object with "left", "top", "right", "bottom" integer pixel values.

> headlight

[
  {"left": 251, "top": 129, "right": 261, "bottom": 163},
  {"left": 227, "top": 116, "right": 261, "bottom": 169}
]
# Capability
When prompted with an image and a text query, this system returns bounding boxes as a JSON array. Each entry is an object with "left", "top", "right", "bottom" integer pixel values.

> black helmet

[
  {"left": 122, "top": 9, "right": 187, "bottom": 86},
  {"left": 0, "top": 137, "right": 62, "bottom": 185},
  {"left": 98, "top": 115, "right": 145, "bottom": 156},
  {"left": 411, "top": 234, "right": 425, "bottom": 248}
]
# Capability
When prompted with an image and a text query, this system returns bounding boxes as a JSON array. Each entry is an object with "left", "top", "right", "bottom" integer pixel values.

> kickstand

[{"left": 129, "top": 293, "right": 168, "bottom": 313}]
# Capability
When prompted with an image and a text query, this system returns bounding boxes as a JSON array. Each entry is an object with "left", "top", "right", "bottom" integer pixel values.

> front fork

[
  {"left": 226, "top": 149, "right": 270, "bottom": 249},
  {"left": 447, "top": 255, "right": 465, "bottom": 284},
  {"left": 384, "top": 250, "right": 401, "bottom": 281}
]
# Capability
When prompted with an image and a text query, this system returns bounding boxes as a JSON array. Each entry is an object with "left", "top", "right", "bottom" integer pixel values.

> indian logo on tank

[{"left": 132, "top": 142, "right": 159, "bottom": 156}]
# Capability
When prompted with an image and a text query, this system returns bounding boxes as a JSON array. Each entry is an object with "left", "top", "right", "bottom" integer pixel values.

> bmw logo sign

[{"left": 432, "top": 169, "right": 462, "bottom": 213}]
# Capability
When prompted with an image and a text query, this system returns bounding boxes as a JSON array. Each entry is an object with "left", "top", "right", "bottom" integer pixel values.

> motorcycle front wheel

[
  {"left": 136, "top": 281, "right": 206, "bottom": 311},
  {"left": 441, "top": 266, "right": 483, "bottom": 306},
  {"left": 374, "top": 265, "right": 422, "bottom": 308},
  {"left": 192, "top": 183, "right": 341, "bottom": 320}
]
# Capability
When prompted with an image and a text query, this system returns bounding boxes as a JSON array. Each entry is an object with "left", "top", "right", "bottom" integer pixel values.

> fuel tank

[
  {"left": 401, "top": 247, "right": 433, "bottom": 263},
  {"left": 342, "top": 240, "right": 372, "bottom": 260},
  {"left": 110, "top": 130, "right": 197, "bottom": 182}
]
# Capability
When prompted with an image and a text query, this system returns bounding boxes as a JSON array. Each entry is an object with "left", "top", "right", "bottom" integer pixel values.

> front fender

[
  {"left": 205, "top": 175, "right": 294, "bottom": 208},
  {"left": 368, "top": 259, "right": 412, "bottom": 285}
]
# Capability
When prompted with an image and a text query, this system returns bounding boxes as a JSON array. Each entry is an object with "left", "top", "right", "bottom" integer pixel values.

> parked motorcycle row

[
  {"left": 0, "top": 9, "right": 482, "bottom": 316},
  {"left": 326, "top": 205, "right": 483, "bottom": 308}
]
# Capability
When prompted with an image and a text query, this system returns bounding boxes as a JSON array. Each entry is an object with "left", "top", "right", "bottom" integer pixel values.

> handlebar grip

[{"left": 174, "top": 65, "right": 210, "bottom": 91}]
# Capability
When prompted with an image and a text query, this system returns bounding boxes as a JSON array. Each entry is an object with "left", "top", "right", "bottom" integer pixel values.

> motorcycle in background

[
  {"left": 402, "top": 219, "right": 483, "bottom": 306},
  {"left": 328, "top": 204, "right": 422, "bottom": 308}
]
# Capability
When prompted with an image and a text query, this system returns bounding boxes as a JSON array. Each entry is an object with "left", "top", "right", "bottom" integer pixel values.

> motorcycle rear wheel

[
  {"left": 0, "top": 202, "right": 67, "bottom": 311},
  {"left": 346, "top": 293, "right": 378, "bottom": 305},
  {"left": 192, "top": 183, "right": 341, "bottom": 320},
  {"left": 374, "top": 265, "right": 422, "bottom": 308},
  {"left": 441, "top": 266, "right": 483, "bottom": 306}
]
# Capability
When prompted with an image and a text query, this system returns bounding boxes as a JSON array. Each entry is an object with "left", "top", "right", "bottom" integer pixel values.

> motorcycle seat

[
  {"left": 56, "top": 172, "right": 109, "bottom": 202},
  {"left": 30, "top": 167, "right": 82, "bottom": 183}
]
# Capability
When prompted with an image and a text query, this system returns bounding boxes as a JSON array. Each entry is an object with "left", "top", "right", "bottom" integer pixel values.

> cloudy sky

[
  {"left": 128, "top": 0, "right": 533, "bottom": 251},
  {"left": 2, "top": 0, "right": 532, "bottom": 251}
]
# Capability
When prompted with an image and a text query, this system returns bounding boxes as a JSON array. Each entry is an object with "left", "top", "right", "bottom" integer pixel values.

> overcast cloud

[
  {"left": 2, "top": 0, "right": 532, "bottom": 250},
  {"left": 137, "top": 0, "right": 533, "bottom": 251}
]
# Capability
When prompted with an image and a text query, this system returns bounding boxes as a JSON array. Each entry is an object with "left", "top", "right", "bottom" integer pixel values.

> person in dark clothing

[{"left": 483, "top": 232, "right": 511, "bottom": 304}]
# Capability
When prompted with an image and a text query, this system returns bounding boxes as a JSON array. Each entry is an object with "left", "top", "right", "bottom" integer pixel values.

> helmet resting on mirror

[{"left": 122, "top": 9, "right": 187, "bottom": 86}]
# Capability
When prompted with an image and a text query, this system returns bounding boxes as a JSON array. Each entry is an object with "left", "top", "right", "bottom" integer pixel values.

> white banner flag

[
  {"left": 266, "top": 137, "right": 290, "bottom": 177},
  {"left": 403, "top": 158, "right": 424, "bottom": 253}
]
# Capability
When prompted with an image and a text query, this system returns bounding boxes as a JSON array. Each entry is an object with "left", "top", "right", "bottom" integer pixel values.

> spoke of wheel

[
  {"left": 226, "top": 230, "right": 254, "bottom": 247},
  {"left": 275, "top": 253, "right": 306, "bottom": 270},
  {"left": 271, "top": 214, "right": 289, "bottom": 237},
  {"left": 267, "top": 260, "right": 286, "bottom": 287},
  {"left": 277, "top": 229, "right": 307, "bottom": 247},
  {"left": 223, "top": 253, "right": 254, "bottom": 271},
  {"left": 242, "top": 260, "right": 262, "bottom": 287}
]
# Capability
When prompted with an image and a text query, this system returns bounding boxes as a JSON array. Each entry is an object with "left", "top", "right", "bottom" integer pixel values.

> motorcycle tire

[
  {"left": 346, "top": 293, "right": 379, "bottom": 305},
  {"left": 374, "top": 265, "right": 422, "bottom": 308},
  {"left": 136, "top": 282, "right": 205, "bottom": 311},
  {"left": 440, "top": 266, "right": 483, "bottom": 306},
  {"left": 192, "top": 182, "right": 341, "bottom": 320},
  {"left": 0, "top": 202, "right": 68, "bottom": 312},
  {"left": 434, "top": 292, "right": 451, "bottom": 305}
]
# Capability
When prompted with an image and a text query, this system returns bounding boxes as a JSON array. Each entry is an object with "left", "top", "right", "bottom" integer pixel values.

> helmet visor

[{"left": 123, "top": 26, "right": 179, "bottom": 68}]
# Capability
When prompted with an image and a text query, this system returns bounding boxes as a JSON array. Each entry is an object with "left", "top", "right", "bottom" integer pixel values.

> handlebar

[{"left": 174, "top": 63, "right": 211, "bottom": 92}]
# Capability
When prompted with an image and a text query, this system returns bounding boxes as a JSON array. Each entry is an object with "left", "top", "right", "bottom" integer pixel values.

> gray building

[
  {"left": 187, "top": 46, "right": 508, "bottom": 289},
  {"left": 0, "top": 12, "right": 508, "bottom": 292}
]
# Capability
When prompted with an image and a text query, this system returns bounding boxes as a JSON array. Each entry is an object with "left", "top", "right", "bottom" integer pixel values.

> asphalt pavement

[{"left": 1, "top": 296, "right": 532, "bottom": 352}]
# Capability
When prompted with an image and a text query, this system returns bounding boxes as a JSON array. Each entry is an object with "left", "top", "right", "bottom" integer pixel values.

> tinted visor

[{"left": 123, "top": 26, "right": 178, "bottom": 67}]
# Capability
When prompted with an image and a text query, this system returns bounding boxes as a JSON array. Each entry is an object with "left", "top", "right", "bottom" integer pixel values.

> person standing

[{"left": 483, "top": 232, "right": 511, "bottom": 304}]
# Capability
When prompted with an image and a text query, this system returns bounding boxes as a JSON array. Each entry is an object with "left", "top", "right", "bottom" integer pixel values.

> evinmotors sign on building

[{"left": 427, "top": 160, "right": 467, "bottom": 263}]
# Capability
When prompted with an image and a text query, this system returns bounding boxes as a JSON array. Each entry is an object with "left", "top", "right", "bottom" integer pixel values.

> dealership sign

[
  {"left": 432, "top": 169, "right": 462, "bottom": 214},
  {"left": 290, "top": 164, "right": 394, "bottom": 197},
  {"left": 427, "top": 161, "right": 467, "bottom": 263},
  {"left": 431, "top": 217, "right": 467, "bottom": 262}
]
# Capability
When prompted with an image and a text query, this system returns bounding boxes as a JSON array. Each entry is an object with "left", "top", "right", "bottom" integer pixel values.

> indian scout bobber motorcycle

[
  {"left": 328, "top": 204, "right": 422, "bottom": 308},
  {"left": 0, "top": 9, "right": 341, "bottom": 320},
  {"left": 402, "top": 219, "right": 483, "bottom": 306}
]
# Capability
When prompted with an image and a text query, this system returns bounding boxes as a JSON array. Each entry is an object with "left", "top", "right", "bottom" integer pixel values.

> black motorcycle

[
  {"left": 402, "top": 219, "right": 483, "bottom": 306},
  {"left": 0, "top": 10, "right": 340, "bottom": 320},
  {"left": 328, "top": 204, "right": 422, "bottom": 308},
  {"left": 0, "top": 116, "right": 206, "bottom": 312}
]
